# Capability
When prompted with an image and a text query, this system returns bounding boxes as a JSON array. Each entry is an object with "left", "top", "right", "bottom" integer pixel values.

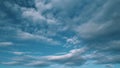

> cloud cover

[{"left": 0, "top": 0, "right": 120, "bottom": 68}]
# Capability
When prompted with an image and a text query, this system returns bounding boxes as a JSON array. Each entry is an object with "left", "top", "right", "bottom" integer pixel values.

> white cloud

[
  {"left": 66, "top": 36, "right": 80, "bottom": 45},
  {"left": 12, "top": 52, "right": 24, "bottom": 55},
  {"left": 22, "top": 8, "right": 46, "bottom": 22},
  {"left": 0, "top": 42, "right": 13, "bottom": 46},
  {"left": 1, "top": 61, "right": 19, "bottom": 65},
  {"left": 21, "top": 0, "right": 57, "bottom": 25},
  {"left": 39, "top": 47, "right": 87, "bottom": 66},
  {"left": 35, "top": 0, "right": 52, "bottom": 11},
  {"left": 63, "top": 36, "right": 81, "bottom": 48},
  {"left": 10, "top": 48, "right": 87, "bottom": 67}
]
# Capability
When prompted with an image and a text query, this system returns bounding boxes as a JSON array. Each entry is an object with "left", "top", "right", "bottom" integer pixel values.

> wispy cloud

[
  {"left": 0, "top": 0, "right": 120, "bottom": 68},
  {"left": 0, "top": 42, "right": 13, "bottom": 46},
  {"left": 16, "top": 30, "right": 60, "bottom": 45}
]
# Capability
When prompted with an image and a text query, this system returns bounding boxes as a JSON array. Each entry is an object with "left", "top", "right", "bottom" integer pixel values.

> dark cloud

[
  {"left": 77, "top": 0, "right": 120, "bottom": 40},
  {"left": 1, "top": 0, "right": 35, "bottom": 8},
  {"left": 75, "top": 0, "right": 120, "bottom": 65}
]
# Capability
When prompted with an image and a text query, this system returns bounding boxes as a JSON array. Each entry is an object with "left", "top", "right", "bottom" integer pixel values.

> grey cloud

[
  {"left": 74, "top": 0, "right": 120, "bottom": 65},
  {"left": 85, "top": 40, "right": 120, "bottom": 64},
  {"left": 95, "top": 55, "right": 120, "bottom": 64},
  {"left": 0, "top": 0, "right": 120, "bottom": 67},
  {"left": 76, "top": 0, "right": 120, "bottom": 40},
  {"left": 2, "top": 0, "right": 35, "bottom": 8}
]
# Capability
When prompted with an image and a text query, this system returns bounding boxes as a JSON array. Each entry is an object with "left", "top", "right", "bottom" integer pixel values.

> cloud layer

[{"left": 0, "top": 0, "right": 120, "bottom": 68}]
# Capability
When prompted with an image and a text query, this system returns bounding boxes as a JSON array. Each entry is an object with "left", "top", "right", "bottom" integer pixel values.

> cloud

[
  {"left": 73, "top": 0, "right": 120, "bottom": 65},
  {"left": 105, "top": 64, "right": 114, "bottom": 68},
  {"left": 37, "top": 48, "right": 87, "bottom": 66},
  {"left": 64, "top": 36, "right": 81, "bottom": 48},
  {"left": 12, "top": 51, "right": 24, "bottom": 55},
  {"left": 0, "top": 0, "right": 120, "bottom": 68},
  {"left": 95, "top": 55, "right": 120, "bottom": 64},
  {"left": 22, "top": 8, "right": 46, "bottom": 22},
  {"left": 76, "top": 0, "right": 120, "bottom": 40},
  {"left": 16, "top": 30, "right": 60, "bottom": 45},
  {"left": 1, "top": 61, "right": 20, "bottom": 65},
  {"left": 25, "top": 61, "right": 50, "bottom": 67},
  {"left": 0, "top": 48, "right": 87, "bottom": 67},
  {"left": 0, "top": 42, "right": 13, "bottom": 46}
]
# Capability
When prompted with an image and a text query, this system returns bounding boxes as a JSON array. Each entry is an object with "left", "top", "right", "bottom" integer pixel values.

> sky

[{"left": 0, "top": 0, "right": 120, "bottom": 68}]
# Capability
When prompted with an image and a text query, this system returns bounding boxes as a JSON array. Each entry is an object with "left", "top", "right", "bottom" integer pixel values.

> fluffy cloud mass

[{"left": 0, "top": 0, "right": 120, "bottom": 68}]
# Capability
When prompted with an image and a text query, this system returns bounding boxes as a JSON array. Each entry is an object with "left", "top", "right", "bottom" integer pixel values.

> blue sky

[{"left": 0, "top": 0, "right": 120, "bottom": 68}]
